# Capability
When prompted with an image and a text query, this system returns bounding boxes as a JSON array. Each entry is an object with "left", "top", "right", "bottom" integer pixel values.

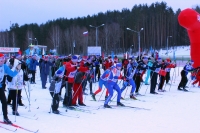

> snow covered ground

[
  {"left": 159, "top": 46, "right": 190, "bottom": 59},
  {"left": 1, "top": 46, "right": 200, "bottom": 133},
  {"left": 1, "top": 64, "right": 200, "bottom": 133}
]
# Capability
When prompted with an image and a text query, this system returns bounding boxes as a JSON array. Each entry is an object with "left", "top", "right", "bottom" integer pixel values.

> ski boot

[
  {"left": 91, "top": 94, "right": 96, "bottom": 101},
  {"left": 117, "top": 102, "right": 125, "bottom": 106}
]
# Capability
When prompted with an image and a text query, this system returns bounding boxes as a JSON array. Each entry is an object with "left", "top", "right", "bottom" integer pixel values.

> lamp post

[
  {"left": 29, "top": 38, "right": 37, "bottom": 45},
  {"left": 35, "top": 38, "right": 38, "bottom": 45},
  {"left": 126, "top": 27, "right": 143, "bottom": 60},
  {"left": 89, "top": 24, "right": 104, "bottom": 46},
  {"left": 167, "top": 36, "right": 172, "bottom": 56},
  {"left": 129, "top": 45, "right": 134, "bottom": 54}
]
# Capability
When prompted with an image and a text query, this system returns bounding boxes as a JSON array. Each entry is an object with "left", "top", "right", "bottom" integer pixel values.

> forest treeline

[{"left": 0, "top": 1, "right": 200, "bottom": 55}]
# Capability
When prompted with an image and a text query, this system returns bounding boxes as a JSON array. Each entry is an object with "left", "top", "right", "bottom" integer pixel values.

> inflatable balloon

[{"left": 178, "top": 8, "right": 200, "bottom": 68}]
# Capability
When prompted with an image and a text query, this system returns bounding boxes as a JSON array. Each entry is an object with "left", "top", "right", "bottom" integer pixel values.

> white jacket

[{"left": 7, "top": 69, "right": 24, "bottom": 90}]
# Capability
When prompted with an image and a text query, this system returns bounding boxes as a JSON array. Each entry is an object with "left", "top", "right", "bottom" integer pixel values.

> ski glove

[{"left": 28, "top": 74, "right": 32, "bottom": 78}]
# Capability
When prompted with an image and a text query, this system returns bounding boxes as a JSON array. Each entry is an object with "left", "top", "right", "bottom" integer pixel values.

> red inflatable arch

[{"left": 178, "top": 8, "right": 200, "bottom": 68}]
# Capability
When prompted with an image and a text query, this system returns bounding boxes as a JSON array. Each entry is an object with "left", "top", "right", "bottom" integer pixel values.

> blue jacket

[
  {"left": 28, "top": 59, "right": 39, "bottom": 71},
  {"left": 0, "top": 64, "right": 18, "bottom": 88},
  {"left": 40, "top": 61, "right": 53, "bottom": 75}
]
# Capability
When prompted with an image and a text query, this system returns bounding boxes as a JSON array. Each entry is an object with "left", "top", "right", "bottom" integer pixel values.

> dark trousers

[
  {"left": 178, "top": 70, "right": 188, "bottom": 88},
  {"left": 7, "top": 89, "right": 23, "bottom": 104},
  {"left": 135, "top": 75, "right": 141, "bottom": 93},
  {"left": 150, "top": 72, "right": 158, "bottom": 93},
  {"left": 166, "top": 72, "right": 170, "bottom": 84},
  {"left": 9, "top": 89, "right": 21, "bottom": 111},
  {"left": 50, "top": 92, "right": 59, "bottom": 111},
  {"left": 41, "top": 73, "right": 48, "bottom": 88},
  {"left": 63, "top": 82, "right": 73, "bottom": 106},
  {"left": 158, "top": 76, "right": 165, "bottom": 90},
  {"left": 82, "top": 76, "right": 93, "bottom": 93},
  {"left": 0, "top": 88, "right": 8, "bottom": 119},
  {"left": 29, "top": 70, "right": 36, "bottom": 83},
  {"left": 95, "top": 68, "right": 100, "bottom": 81},
  {"left": 59, "top": 83, "right": 66, "bottom": 96}
]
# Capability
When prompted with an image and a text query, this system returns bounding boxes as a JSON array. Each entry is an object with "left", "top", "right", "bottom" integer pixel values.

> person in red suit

[
  {"left": 192, "top": 68, "right": 200, "bottom": 88},
  {"left": 62, "top": 55, "right": 87, "bottom": 107},
  {"left": 71, "top": 56, "right": 88, "bottom": 106}
]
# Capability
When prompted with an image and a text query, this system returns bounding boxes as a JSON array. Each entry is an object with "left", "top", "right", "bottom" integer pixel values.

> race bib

[
  {"left": 68, "top": 70, "right": 77, "bottom": 78},
  {"left": 165, "top": 68, "right": 171, "bottom": 72},
  {"left": 155, "top": 68, "right": 161, "bottom": 73},
  {"left": 139, "top": 70, "right": 143, "bottom": 74}
]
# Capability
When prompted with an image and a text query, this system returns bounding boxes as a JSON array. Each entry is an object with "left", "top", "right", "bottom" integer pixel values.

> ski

[
  {"left": 66, "top": 106, "right": 94, "bottom": 114},
  {"left": 110, "top": 105, "right": 150, "bottom": 111},
  {"left": 135, "top": 94, "right": 145, "bottom": 97},
  {"left": 76, "top": 105, "right": 100, "bottom": 110},
  {"left": 0, "top": 124, "right": 17, "bottom": 132},
  {"left": 124, "top": 98, "right": 146, "bottom": 102},
  {"left": 9, "top": 113, "right": 38, "bottom": 120},
  {"left": 59, "top": 112, "right": 80, "bottom": 118},
  {"left": 0, "top": 121, "right": 39, "bottom": 133}
]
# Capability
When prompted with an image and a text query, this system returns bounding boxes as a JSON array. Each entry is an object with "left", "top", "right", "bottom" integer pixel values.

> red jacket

[{"left": 64, "top": 61, "right": 88, "bottom": 83}]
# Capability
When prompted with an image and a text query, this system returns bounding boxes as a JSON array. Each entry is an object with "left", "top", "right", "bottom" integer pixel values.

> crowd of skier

[{"left": 0, "top": 50, "right": 200, "bottom": 124}]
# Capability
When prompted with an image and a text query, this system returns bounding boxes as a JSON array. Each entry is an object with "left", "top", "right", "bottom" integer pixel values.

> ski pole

[
  {"left": 15, "top": 81, "right": 19, "bottom": 122},
  {"left": 168, "top": 68, "right": 176, "bottom": 91},
  {"left": 27, "top": 80, "right": 31, "bottom": 112},
  {"left": 98, "top": 86, "right": 105, "bottom": 102},
  {"left": 145, "top": 71, "right": 155, "bottom": 95},
  {"left": 23, "top": 85, "right": 30, "bottom": 104},
  {"left": 123, "top": 85, "right": 128, "bottom": 99}
]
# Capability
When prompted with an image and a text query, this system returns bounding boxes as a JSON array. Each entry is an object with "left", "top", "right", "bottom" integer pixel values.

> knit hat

[
  {"left": 116, "top": 63, "right": 122, "bottom": 68},
  {"left": 15, "top": 54, "right": 22, "bottom": 59},
  {"left": 55, "top": 66, "right": 65, "bottom": 77},
  {"left": 82, "top": 56, "right": 87, "bottom": 61},
  {"left": 71, "top": 55, "right": 78, "bottom": 62},
  {"left": 157, "top": 57, "right": 162, "bottom": 62},
  {"left": 157, "top": 57, "right": 162, "bottom": 61},
  {"left": 143, "top": 56, "right": 148, "bottom": 60}
]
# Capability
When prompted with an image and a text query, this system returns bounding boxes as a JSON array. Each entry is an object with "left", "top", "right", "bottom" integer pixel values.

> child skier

[{"left": 49, "top": 66, "right": 65, "bottom": 114}]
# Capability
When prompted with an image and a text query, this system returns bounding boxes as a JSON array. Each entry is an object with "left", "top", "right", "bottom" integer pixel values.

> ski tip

[{"left": 34, "top": 129, "right": 39, "bottom": 133}]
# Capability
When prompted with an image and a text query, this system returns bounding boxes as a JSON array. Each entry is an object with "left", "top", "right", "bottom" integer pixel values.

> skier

[
  {"left": 0, "top": 53, "right": 20, "bottom": 124},
  {"left": 82, "top": 57, "right": 95, "bottom": 95},
  {"left": 121, "top": 56, "right": 138, "bottom": 100},
  {"left": 149, "top": 57, "right": 163, "bottom": 94},
  {"left": 7, "top": 58, "right": 30, "bottom": 116},
  {"left": 104, "top": 63, "right": 124, "bottom": 108},
  {"left": 178, "top": 60, "right": 199, "bottom": 91},
  {"left": 134, "top": 56, "right": 148, "bottom": 95},
  {"left": 71, "top": 57, "right": 88, "bottom": 106},
  {"left": 49, "top": 66, "right": 65, "bottom": 114},
  {"left": 91, "top": 68, "right": 110, "bottom": 101},
  {"left": 63, "top": 55, "right": 78, "bottom": 107},
  {"left": 192, "top": 67, "right": 200, "bottom": 87}
]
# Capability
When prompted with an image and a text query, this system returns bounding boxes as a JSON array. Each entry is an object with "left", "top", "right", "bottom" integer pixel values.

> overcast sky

[{"left": 0, "top": 0, "right": 199, "bottom": 30}]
